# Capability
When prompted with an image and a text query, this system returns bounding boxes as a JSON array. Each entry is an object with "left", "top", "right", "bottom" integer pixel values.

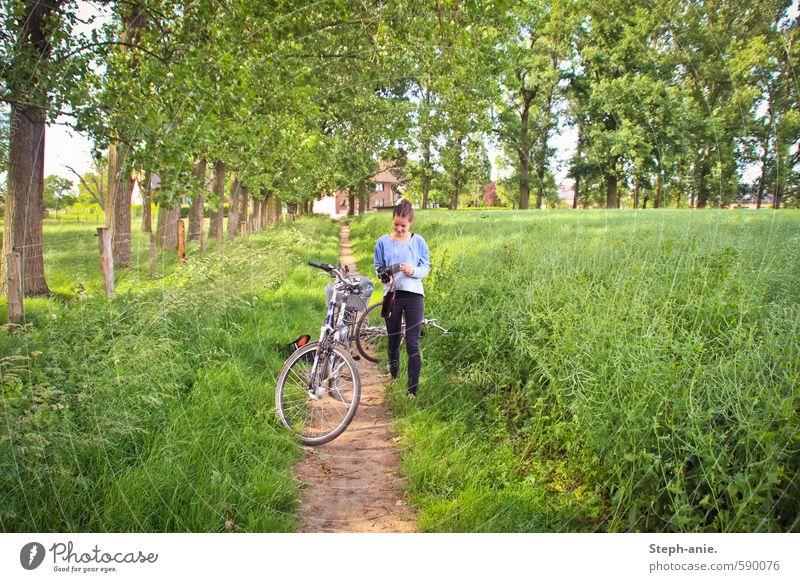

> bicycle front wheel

[
  {"left": 275, "top": 342, "right": 361, "bottom": 445},
  {"left": 355, "top": 301, "right": 404, "bottom": 363}
]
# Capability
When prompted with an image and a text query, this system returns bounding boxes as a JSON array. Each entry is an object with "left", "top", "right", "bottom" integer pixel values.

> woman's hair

[{"left": 393, "top": 198, "right": 414, "bottom": 222}]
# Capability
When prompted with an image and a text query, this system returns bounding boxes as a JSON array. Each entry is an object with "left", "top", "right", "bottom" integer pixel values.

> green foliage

[
  {"left": 350, "top": 209, "right": 800, "bottom": 532},
  {"left": 43, "top": 175, "right": 76, "bottom": 209},
  {"left": 0, "top": 215, "right": 340, "bottom": 531}
]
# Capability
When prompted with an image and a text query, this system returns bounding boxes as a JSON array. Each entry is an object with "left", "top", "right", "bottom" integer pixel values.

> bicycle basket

[{"left": 325, "top": 275, "right": 374, "bottom": 312}]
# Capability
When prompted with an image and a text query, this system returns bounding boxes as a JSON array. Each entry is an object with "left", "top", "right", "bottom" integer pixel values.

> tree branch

[
  {"left": 61, "top": 40, "right": 168, "bottom": 63},
  {"left": 65, "top": 164, "right": 105, "bottom": 208}
]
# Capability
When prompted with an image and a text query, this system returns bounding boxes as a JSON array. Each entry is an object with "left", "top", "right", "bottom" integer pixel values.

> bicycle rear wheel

[
  {"left": 354, "top": 301, "right": 404, "bottom": 363},
  {"left": 275, "top": 342, "right": 361, "bottom": 445}
]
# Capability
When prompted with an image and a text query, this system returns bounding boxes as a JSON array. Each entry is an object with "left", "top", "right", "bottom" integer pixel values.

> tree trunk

[
  {"left": 105, "top": 143, "right": 117, "bottom": 228},
  {"left": 358, "top": 178, "right": 367, "bottom": 214},
  {"left": 239, "top": 185, "right": 249, "bottom": 237},
  {"left": 188, "top": 158, "right": 206, "bottom": 241},
  {"left": 273, "top": 196, "right": 282, "bottom": 223},
  {"left": 141, "top": 170, "right": 152, "bottom": 232},
  {"left": 420, "top": 82, "right": 433, "bottom": 210},
  {"left": 252, "top": 196, "right": 261, "bottom": 233},
  {"left": 156, "top": 203, "right": 180, "bottom": 250},
  {"left": 449, "top": 186, "right": 460, "bottom": 211},
  {"left": 696, "top": 149, "right": 711, "bottom": 208},
  {"left": 534, "top": 131, "right": 548, "bottom": 209},
  {"left": 633, "top": 182, "right": 640, "bottom": 210},
  {"left": 518, "top": 95, "right": 532, "bottom": 210},
  {"left": 573, "top": 173, "right": 580, "bottom": 209},
  {"left": 111, "top": 145, "right": 134, "bottom": 268},
  {"left": 518, "top": 150, "right": 530, "bottom": 210},
  {"left": 227, "top": 179, "right": 242, "bottom": 239},
  {"left": 347, "top": 187, "right": 355, "bottom": 217},
  {"left": 756, "top": 148, "right": 768, "bottom": 209},
  {"left": 1, "top": 104, "right": 50, "bottom": 296},
  {"left": 572, "top": 122, "right": 583, "bottom": 210},
  {"left": 421, "top": 137, "right": 431, "bottom": 209},
  {"left": 106, "top": 4, "right": 148, "bottom": 267},
  {"left": 535, "top": 164, "right": 545, "bottom": 209},
  {"left": 262, "top": 189, "right": 272, "bottom": 226},
  {"left": 209, "top": 160, "right": 226, "bottom": 243},
  {"left": 605, "top": 172, "right": 618, "bottom": 209},
  {"left": 654, "top": 173, "right": 662, "bottom": 209}
]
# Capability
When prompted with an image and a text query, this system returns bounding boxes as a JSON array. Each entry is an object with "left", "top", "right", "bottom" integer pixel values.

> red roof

[{"left": 372, "top": 169, "right": 398, "bottom": 184}]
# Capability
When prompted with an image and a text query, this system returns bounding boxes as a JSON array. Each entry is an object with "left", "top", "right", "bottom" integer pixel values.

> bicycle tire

[
  {"left": 354, "top": 301, "right": 405, "bottom": 363},
  {"left": 275, "top": 341, "right": 361, "bottom": 445}
]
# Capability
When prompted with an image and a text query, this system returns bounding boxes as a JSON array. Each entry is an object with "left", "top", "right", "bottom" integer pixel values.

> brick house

[{"left": 314, "top": 165, "right": 400, "bottom": 217}]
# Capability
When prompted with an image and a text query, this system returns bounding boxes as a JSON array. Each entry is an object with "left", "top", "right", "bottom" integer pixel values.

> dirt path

[{"left": 293, "top": 224, "right": 417, "bottom": 532}]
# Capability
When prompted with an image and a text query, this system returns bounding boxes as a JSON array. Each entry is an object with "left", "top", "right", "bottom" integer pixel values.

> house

[
  {"left": 313, "top": 164, "right": 401, "bottom": 218},
  {"left": 558, "top": 181, "right": 575, "bottom": 204}
]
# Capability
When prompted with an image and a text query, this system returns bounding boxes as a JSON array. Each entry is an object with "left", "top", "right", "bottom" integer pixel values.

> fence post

[
  {"left": 177, "top": 219, "right": 186, "bottom": 264},
  {"left": 150, "top": 232, "right": 157, "bottom": 277},
  {"left": 6, "top": 252, "right": 23, "bottom": 324},
  {"left": 97, "top": 227, "right": 115, "bottom": 295}
]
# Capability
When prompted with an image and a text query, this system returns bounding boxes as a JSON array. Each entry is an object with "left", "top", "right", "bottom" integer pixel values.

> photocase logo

[{"left": 20, "top": 542, "right": 46, "bottom": 570}]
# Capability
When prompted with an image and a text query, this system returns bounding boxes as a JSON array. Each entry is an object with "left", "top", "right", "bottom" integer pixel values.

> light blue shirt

[{"left": 374, "top": 233, "right": 430, "bottom": 296}]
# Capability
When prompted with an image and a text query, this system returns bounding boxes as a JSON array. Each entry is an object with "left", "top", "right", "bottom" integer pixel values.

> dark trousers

[{"left": 386, "top": 290, "right": 425, "bottom": 395}]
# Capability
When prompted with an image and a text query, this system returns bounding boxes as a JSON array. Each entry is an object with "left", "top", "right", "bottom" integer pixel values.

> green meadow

[
  {"left": 2, "top": 209, "right": 799, "bottom": 532},
  {"left": 1, "top": 216, "right": 339, "bottom": 531},
  {"left": 349, "top": 209, "right": 800, "bottom": 532}
]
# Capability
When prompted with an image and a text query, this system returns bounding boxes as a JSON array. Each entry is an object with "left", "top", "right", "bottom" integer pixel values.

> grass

[
  {"left": 348, "top": 208, "right": 800, "bottom": 532},
  {"left": 1, "top": 215, "right": 341, "bottom": 531}
]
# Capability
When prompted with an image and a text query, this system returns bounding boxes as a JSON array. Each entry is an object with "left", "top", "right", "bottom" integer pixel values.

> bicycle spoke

[{"left": 276, "top": 343, "right": 361, "bottom": 445}]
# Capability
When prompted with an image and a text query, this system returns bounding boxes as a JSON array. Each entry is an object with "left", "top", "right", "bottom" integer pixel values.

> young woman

[{"left": 373, "top": 199, "right": 430, "bottom": 399}]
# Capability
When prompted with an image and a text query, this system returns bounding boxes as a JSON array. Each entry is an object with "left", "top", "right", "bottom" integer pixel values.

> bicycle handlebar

[
  {"left": 308, "top": 261, "right": 362, "bottom": 293},
  {"left": 307, "top": 260, "right": 333, "bottom": 272}
]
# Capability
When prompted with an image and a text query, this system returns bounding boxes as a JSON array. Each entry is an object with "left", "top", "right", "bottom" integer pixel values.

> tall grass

[
  {"left": 349, "top": 209, "right": 800, "bottom": 532},
  {"left": 1, "top": 216, "right": 341, "bottom": 531}
]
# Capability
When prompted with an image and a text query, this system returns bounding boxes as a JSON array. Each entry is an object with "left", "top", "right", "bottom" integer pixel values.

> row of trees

[{"left": 2, "top": 0, "right": 798, "bottom": 296}]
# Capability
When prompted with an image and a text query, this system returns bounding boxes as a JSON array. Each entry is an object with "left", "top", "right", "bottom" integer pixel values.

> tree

[
  {"left": 43, "top": 175, "right": 76, "bottom": 215},
  {"left": 68, "top": 159, "right": 109, "bottom": 210},
  {"left": 1, "top": 0, "right": 71, "bottom": 296},
  {"left": 495, "top": 0, "right": 574, "bottom": 209}
]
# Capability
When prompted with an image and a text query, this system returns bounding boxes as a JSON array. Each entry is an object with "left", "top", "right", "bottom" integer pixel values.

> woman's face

[{"left": 393, "top": 216, "right": 412, "bottom": 238}]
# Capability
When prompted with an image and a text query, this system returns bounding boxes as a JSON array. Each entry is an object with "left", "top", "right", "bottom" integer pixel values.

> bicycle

[
  {"left": 275, "top": 261, "right": 372, "bottom": 445},
  {"left": 354, "top": 299, "right": 452, "bottom": 364}
]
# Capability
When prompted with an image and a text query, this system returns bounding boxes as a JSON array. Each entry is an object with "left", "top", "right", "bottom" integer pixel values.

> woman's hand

[{"left": 399, "top": 263, "right": 415, "bottom": 276}]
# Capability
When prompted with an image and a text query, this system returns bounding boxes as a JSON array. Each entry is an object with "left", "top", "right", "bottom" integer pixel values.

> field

[
  {"left": 349, "top": 209, "right": 800, "bottom": 532},
  {"left": 2, "top": 209, "right": 799, "bottom": 532},
  {"left": 1, "top": 216, "right": 340, "bottom": 531}
]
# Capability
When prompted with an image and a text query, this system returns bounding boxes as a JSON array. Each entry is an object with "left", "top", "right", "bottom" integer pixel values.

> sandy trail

[{"left": 293, "top": 224, "right": 416, "bottom": 532}]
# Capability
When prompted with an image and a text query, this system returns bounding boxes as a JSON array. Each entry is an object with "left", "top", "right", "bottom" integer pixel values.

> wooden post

[
  {"left": 6, "top": 252, "right": 23, "bottom": 324},
  {"left": 199, "top": 221, "right": 206, "bottom": 255},
  {"left": 177, "top": 219, "right": 186, "bottom": 264},
  {"left": 97, "top": 228, "right": 114, "bottom": 295},
  {"left": 150, "top": 233, "right": 157, "bottom": 277}
]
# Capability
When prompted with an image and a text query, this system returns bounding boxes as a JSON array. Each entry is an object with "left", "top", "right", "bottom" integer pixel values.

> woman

[{"left": 373, "top": 199, "right": 430, "bottom": 399}]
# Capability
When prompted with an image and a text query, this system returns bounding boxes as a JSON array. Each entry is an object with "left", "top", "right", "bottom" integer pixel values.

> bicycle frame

[{"left": 305, "top": 262, "right": 363, "bottom": 397}]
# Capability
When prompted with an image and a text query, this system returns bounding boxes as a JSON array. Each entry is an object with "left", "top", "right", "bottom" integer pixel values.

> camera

[{"left": 377, "top": 263, "right": 401, "bottom": 284}]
